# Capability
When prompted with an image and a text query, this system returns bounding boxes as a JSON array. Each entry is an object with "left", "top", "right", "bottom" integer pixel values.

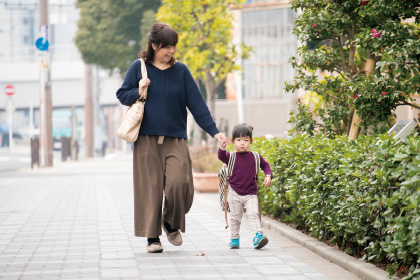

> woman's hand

[
  {"left": 214, "top": 132, "right": 227, "bottom": 148},
  {"left": 138, "top": 78, "right": 151, "bottom": 97}
]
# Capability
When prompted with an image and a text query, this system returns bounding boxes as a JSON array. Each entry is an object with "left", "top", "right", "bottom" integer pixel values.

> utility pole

[
  {"left": 85, "top": 64, "right": 94, "bottom": 157},
  {"left": 39, "top": 0, "right": 53, "bottom": 167}
]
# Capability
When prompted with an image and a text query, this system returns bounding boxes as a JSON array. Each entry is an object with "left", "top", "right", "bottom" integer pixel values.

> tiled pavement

[{"left": 0, "top": 154, "right": 360, "bottom": 280}]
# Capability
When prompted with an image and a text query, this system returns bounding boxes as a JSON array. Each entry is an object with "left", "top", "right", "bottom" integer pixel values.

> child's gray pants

[{"left": 228, "top": 186, "right": 262, "bottom": 239}]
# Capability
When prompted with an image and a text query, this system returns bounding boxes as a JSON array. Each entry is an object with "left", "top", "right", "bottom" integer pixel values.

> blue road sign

[{"left": 35, "top": 37, "right": 49, "bottom": 51}]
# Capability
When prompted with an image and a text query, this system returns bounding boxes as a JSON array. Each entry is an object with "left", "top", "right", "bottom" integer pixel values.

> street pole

[
  {"left": 39, "top": 0, "right": 53, "bottom": 167},
  {"left": 8, "top": 98, "right": 13, "bottom": 151},
  {"left": 233, "top": 11, "right": 244, "bottom": 124},
  {"left": 94, "top": 66, "right": 103, "bottom": 156},
  {"left": 29, "top": 98, "right": 33, "bottom": 138},
  {"left": 71, "top": 105, "right": 78, "bottom": 160},
  {"left": 236, "top": 69, "right": 244, "bottom": 124},
  {"left": 85, "top": 64, "right": 94, "bottom": 157}
]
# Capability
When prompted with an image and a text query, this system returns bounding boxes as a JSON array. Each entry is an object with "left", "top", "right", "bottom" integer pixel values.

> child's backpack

[{"left": 218, "top": 151, "right": 260, "bottom": 228}]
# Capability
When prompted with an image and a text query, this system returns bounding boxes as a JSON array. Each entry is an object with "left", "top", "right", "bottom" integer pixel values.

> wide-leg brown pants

[{"left": 133, "top": 135, "right": 194, "bottom": 238}]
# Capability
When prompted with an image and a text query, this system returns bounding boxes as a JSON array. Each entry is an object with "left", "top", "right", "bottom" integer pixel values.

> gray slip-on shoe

[
  {"left": 146, "top": 242, "right": 163, "bottom": 253},
  {"left": 162, "top": 221, "right": 182, "bottom": 246}
]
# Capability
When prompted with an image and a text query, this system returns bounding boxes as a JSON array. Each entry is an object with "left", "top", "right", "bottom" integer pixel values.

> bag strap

[
  {"left": 251, "top": 151, "right": 262, "bottom": 224},
  {"left": 252, "top": 151, "right": 260, "bottom": 182},
  {"left": 224, "top": 152, "right": 236, "bottom": 229},
  {"left": 227, "top": 152, "right": 236, "bottom": 179},
  {"left": 138, "top": 58, "right": 148, "bottom": 101}
]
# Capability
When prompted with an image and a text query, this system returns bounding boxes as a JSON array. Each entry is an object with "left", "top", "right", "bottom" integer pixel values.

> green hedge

[{"left": 252, "top": 134, "right": 420, "bottom": 279}]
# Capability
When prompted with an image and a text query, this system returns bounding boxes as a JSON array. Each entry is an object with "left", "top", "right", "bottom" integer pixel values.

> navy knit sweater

[{"left": 116, "top": 60, "right": 220, "bottom": 139}]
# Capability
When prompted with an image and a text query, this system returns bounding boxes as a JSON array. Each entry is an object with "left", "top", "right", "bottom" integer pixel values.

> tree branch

[
  {"left": 315, "top": 123, "right": 340, "bottom": 135},
  {"left": 327, "top": 93, "right": 342, "bottom": 101},
  {"left": 348, "top": 25, "right": 356, "bottom": 75},
  {"left": 333, "top": 69, "right": 346, "bottom": 80},
  {"left": 191, "top": 12, "right": 205, "bottom": 33},
  {"left": 396, "top": 101, "right": 420, "bottom": 110},
  {"left": 336, "top": 37, "right": 347, "bottom": 71},
  {"left": 334, "top": 67, "right": 344, "bottom": 74}
]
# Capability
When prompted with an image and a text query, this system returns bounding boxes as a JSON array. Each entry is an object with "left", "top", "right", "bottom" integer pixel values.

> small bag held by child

[{"left": 218, "top": 152, "right": 236, "bottom": 212}]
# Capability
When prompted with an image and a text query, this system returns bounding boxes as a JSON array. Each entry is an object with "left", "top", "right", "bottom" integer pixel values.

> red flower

[
  {"left": 360, "top": 0, "right": 367, "bottom": 5},
  {"left": 353, "top": 94, "right": 358, "bottom": 99},
  {"left": 381, "top": 91, "right": 387, "bottom": 95},
  {"left": 312, "top": 23, "right": 317, "bottom": 28},
  {"left": 372, "top": 29, "right": 382, "bottom": 38}
]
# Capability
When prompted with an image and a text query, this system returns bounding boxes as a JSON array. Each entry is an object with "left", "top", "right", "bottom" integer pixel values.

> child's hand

[
  {"left": 215, "top": 132, "right": 227, "bottom": 149},
  {"left": 264, "top": 176, "right": 271, "bottom": 187},
  {"left": 214, "top": 132, "right": 227, "bottom": 147},
  {"left": 219, "top": 139, "right": 227, "bottom": 150}
]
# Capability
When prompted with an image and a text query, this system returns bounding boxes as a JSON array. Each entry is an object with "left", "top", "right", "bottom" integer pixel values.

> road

[{"left": 0, "top": 145, "right": 62, "bottom": 173}]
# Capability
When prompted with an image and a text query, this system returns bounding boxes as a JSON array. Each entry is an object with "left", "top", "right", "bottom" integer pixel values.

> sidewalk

[{"left": 0, "top": 154, "right": 366, "bottom": 280}]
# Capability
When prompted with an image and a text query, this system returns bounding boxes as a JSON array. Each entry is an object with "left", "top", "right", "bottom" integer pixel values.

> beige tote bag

[{"left": 117, "top": 58, "right": 148, "bottom": 142}]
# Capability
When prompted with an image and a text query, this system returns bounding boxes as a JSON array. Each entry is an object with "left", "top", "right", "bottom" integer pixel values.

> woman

[{"left": 116, "top": 23, "right": 227, "bottom": 253}]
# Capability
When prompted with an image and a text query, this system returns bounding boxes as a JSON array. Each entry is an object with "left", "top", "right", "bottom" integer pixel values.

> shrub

[{"left": 252, "top": 134, "right": 420, "bottom": 279}]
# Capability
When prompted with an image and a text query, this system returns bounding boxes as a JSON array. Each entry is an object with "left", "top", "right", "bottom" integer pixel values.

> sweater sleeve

[
  {"left": 218, "top": 148, "right": 230, "bottom": 165},
  {"left": 116, "top": 60, "right": 141, "bottom": 106},
  {"left": 260, "top": 154, "right": 273, "bottom": 178},
  {"left": 184, "top": 66, "right": 220, "bottom": 137}
]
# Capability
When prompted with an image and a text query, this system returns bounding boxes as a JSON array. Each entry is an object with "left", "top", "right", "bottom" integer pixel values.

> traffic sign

[
  {"left": 35, "top": 37, "right": 49, "bottom": 51},
  {"left": 4, "top": 84, "right": 15, "bottom": 96}
]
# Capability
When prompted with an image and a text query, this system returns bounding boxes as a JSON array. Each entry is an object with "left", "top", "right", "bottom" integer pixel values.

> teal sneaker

[
  {"left": 253, "top": 233, "right": 268, "bottom": 249},
  {"left": 229, "top": 238, "right": 240, "bottom": 249}
]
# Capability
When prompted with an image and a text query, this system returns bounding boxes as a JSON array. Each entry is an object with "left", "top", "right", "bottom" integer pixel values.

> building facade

[
  {"left": 220, "top": 0, "right": 299, "bottom": 138},
  {"left": 0, "top": 0, "right": 122, "bottom": 152}
]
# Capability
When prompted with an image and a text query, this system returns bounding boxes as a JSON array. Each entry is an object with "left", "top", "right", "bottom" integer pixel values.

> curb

[{"left": 261, "top": 216, "right": 401, "bottom": 280}]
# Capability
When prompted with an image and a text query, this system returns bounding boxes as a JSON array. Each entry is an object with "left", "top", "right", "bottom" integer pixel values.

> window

[
  {"left": 23, "top": 35, "right": 30, "bottom": 44},
  {"left": 241, "top": 7, "right": 297, "bottom": 99}
]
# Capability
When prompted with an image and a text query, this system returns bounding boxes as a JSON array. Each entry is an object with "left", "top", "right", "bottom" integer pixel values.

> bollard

[
  {"left": 31, "top": 137, "right": 40, "bottom": 169},
  {"left": 61, "top": 137, "right": 71, "bottom": 161},
  {"left": 71, "top": 139, "right": 78, "bottom": 161},
  {"left": 102, "top": 141, "right": 106, "bottom": 157}
]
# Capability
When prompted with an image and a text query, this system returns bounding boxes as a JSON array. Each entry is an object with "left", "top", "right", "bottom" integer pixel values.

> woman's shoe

[
  {"left": 162, "top": 220, "right": 182, "bottom": 246},
  {"left": 146, "top": 242, "right": 163, "bottom": 253},
  {"left": 229, "top": 239, "right": 240, "bottom": 249},
  {"left": 253, "top": 233, "right": 268, "bottom": 249}
]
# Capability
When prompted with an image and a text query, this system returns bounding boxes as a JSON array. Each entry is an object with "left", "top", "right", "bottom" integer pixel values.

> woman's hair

[
  {"left": 231, "top": 123, "right": 254, "bottom": 141},
  {"left": 139, "top": 23, "right": 178, "bottom": 65}
]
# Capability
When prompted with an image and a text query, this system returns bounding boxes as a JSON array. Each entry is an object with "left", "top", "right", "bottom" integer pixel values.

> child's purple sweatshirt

[{"left": 218, "top": 149, "right": 273, "bottom": 196}]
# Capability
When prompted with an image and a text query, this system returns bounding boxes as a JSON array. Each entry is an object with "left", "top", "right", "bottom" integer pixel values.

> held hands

[
  {"left": 139, "top": 78, "right": 151, "bottom": 97},
  {"left": 263, "top": 176, "right": 272, "bottom": 187},
  {"left": 214, "top": 132, "right": 227, "bottom": 149}
]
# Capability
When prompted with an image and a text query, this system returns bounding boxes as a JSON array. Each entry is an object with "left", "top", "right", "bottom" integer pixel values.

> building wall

[{"left": 214, "top": 99, "right": 297, "bottom": 138}]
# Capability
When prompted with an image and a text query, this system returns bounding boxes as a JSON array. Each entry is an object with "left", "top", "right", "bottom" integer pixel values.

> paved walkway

[{"left": 0, "top": 154, "right": 361, "bottom": 280}]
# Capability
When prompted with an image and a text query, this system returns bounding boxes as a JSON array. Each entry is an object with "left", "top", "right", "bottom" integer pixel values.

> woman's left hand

[{"left": 214, "top": 132, "right": 227, "bottom": 147}]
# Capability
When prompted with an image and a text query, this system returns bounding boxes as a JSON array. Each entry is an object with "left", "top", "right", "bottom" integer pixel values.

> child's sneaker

[
  {"left": 253, "top": 233, "right": 268, "bottom": 249},
  {"left": 229, "top": 238, "right": 240, "bottom": 249}
]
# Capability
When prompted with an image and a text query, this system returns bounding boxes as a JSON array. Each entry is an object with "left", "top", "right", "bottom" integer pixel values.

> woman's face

[{"left": 152, "top": 44, "right": 177, "bottom": 64}]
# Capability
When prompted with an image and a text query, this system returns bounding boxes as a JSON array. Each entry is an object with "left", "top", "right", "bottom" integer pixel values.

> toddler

[{"left": 218, "top": 123, "right": 272, "bottom": 249}]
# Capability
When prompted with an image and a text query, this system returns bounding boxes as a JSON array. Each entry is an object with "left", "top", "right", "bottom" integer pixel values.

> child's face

[{"left": 233, "top": 136, "right": 251, "bottom": 152}]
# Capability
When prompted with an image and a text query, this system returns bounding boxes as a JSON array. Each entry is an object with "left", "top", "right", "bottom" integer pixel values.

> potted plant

[{"left": 189, "top": 146, "right": 221, "bottom": 193}]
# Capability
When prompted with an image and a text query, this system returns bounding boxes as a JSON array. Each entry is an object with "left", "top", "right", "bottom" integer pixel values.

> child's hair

[{"left": 231, "top": 123, "right": 254, "bottom": 141}]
